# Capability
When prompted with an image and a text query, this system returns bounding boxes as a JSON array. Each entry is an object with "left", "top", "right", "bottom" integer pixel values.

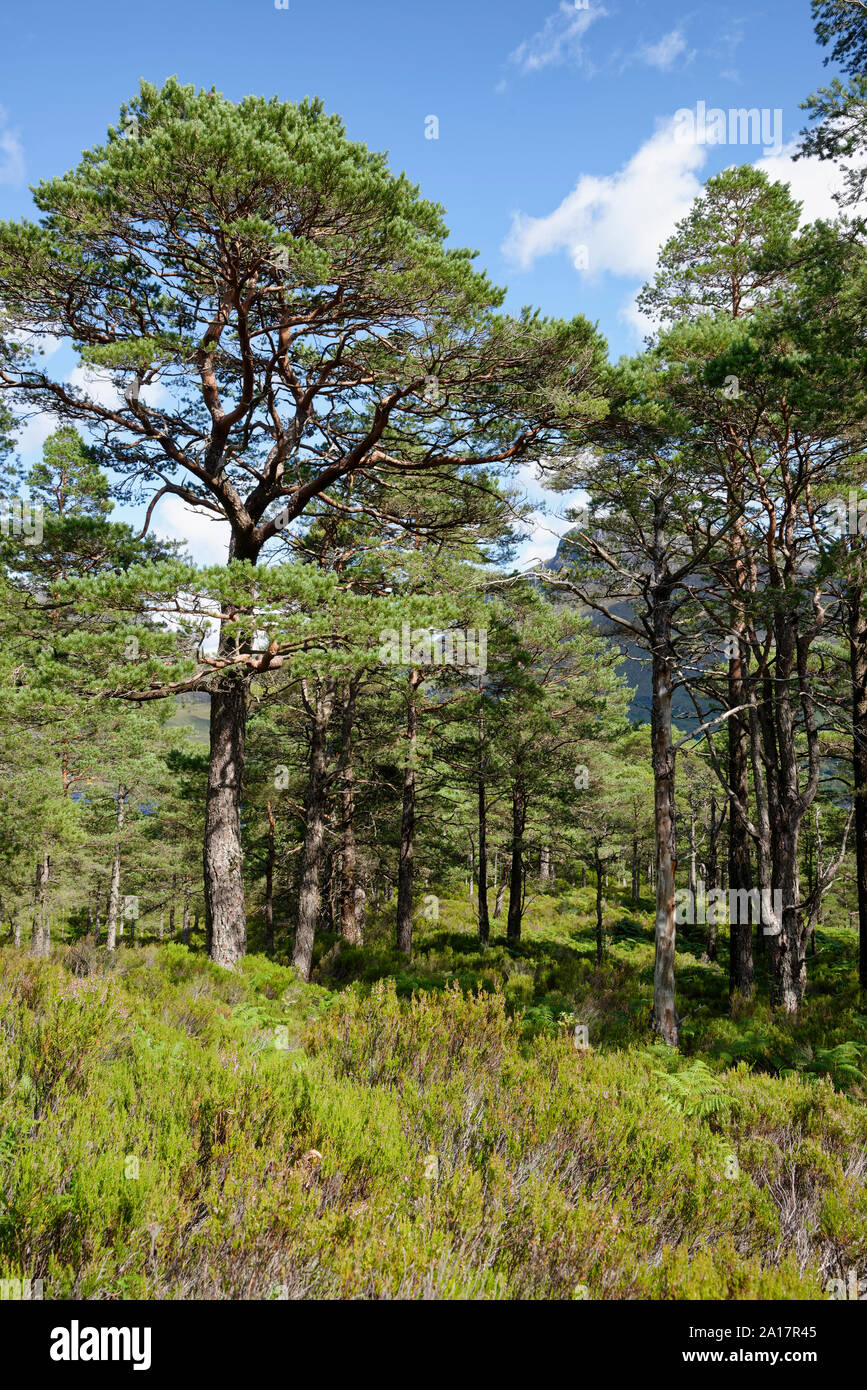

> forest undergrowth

[{"left": 2, "top": 885, "right": 865, "bottom": 1301}]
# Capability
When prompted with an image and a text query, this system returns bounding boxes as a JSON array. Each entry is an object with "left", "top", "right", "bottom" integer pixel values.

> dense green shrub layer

[{"left": 1, "top": 893, "right": 864, "bottom": 1300}]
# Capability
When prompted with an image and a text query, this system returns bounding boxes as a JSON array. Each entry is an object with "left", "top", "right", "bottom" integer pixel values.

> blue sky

[{"left": 0, "top": 0, "right": 848, "bottom": 564}]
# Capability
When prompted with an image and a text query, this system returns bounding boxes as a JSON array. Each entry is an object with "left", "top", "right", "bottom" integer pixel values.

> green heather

[{"left": 1, "top": 886, "right": 864, "bottom": 1300}]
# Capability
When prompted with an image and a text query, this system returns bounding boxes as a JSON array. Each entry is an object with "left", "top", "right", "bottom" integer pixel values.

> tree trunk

[
  {"left": 478, "top": 707, "right": 490, "bottom": 947},
  {"left": 594, "top": 848, "right": 604, "bottom": 966},
  {"left": 182, "top": 879, "right": 191, "bottom": 947},
  {"left": 849, "top": 583, "right": 867, "bottom": 990},
  {"left": 651, "top": 583, "right": 679, "bottom": 1047},
  {"left": 506, "top": 780, "right": 526, "bottom": 943},
  {"left": 264, "top": 800, "right": 276, "bottom": 954},
  {"left": 396, "top": 670, "right": 422, "bottom": 957},
  {"left": 478, "top": 780, "right": 490, "bottom": 946},
  {"left": 539, "top": 846, "right": 551, "bottom": 883},
  {"left": 292, "top": 678, "right": 336, "bottom": 981},
  {"left": 769, "top": 606, "right": 819, "bottom": 1011},
  {"left": 728, "top": 660, "right": 754, "bottom": 999},
  {"left": 727, "top": 454, "right": 755, "bottom": 998},
  {"left": 105, "top": 791, "right": 126, "bottom": 952},
  {"left": 805, "top": 814, "right": 818, "bottom": 956},
  {"left": 339, "top": 680, "right": 364, "bottom": 946},
  {"left": 494, "top": 877, "right": 507, "bottom": 919},
  {"left": 769, "top": 821, "right": 801, "bottom": 1012},
  {"left": 204, "top": 680, "right": 248, "bottom": 968},
  {"left": 705, "top": 795, "right": 720, "bottom": 962},
  {"left": 91, "top": 881, "right": 102, "bottom": 946},
  {"left": 31, "top": 852, "right": 51, "bottom": 957}
]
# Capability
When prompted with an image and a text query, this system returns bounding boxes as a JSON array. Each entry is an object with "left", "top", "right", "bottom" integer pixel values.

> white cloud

[
  {"left": 503, "top": 116, "right": 707, "bottom": 278},
  {"left": 638, "top": 29, "right": 692, "bottom": 72},
  {"left": 508, "top": 1, "right": 606, "bottom": 74},
  {"left": 152, "top": 493, "right": 230, "bottom": 567},
  {"left": 504, "top": 120, "right": 853, "bottom": 350},
  {"left": 618, "top": 297, "right": 655, "bottom": 345},
  {"left": 66, "top": 362, "right": 169, "bottom": 413},
  {"left": 14, "top": 357, "right": 170, "bottom": 463},
  {"left": 37, "top": 334, "right": 63, "bottom": 359},
  {"left": 11, "top": 326, "right": 64, "bottom": 361},
  {"left": 66, "top": 364, "right": 126, "bottom": 411},
  {"left": 0, "top": 107, "right": 24, "bottom": 186},
  {"left": 712, "top": 20, "right": 746, "bottom": 84},
  {"left": 752, "top": 141, "right": 850, "bottom": 224},
  {"left": 512, "top": 456, "right": 588, "bottom": 568},
  {"left": 517, "top": 508, "right": 577, "bottom": 570},
  {"left": 14, "top": 409, "right": 59, "bottom": 458},
  {"left": 503, "top": 119, "right": 852, "bottom": 294}
]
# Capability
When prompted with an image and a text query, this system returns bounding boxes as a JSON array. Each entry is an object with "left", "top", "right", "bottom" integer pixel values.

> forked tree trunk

[
  {"left": 292, "top": 678, "right": 336, "bottom": 981},
  {"left": 746, "top": 686, "right": 782, "bottom": 992},
  {"left": 769, "top": 609, "right": 819, "bottom": 1012},
  {"left": 396, "top": 671, "right": 422, "bottom": 957},
  {"left": 204, "top": 681, "right": 248, "bottom": 968},
  {"left": 744, "top": 645, "right": 808, "bottom": 1014}
]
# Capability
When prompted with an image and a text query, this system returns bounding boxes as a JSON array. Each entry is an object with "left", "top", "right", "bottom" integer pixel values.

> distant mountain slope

[
  {"left": 538, "top": 529, "right": 697, "bottom": 724},
  {"left": 167, "top": 691, "right": 211, "bottom": 745}
]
